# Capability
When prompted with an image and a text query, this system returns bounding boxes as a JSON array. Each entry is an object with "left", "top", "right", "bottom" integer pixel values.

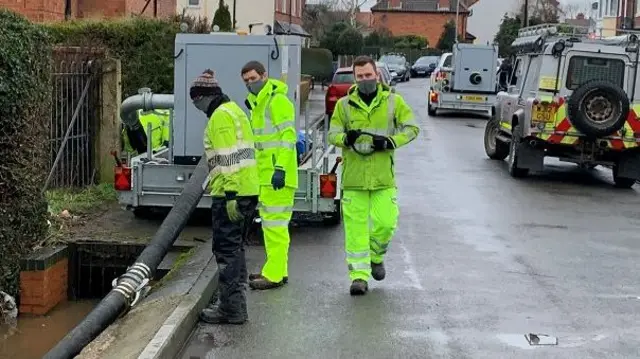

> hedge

[
  {"left": 43, "top": 16, "right": 211, "bottom": 98},
  {"left": 0, "top": 10, "right": 52, "bottom": 298},
  {"left": 301, "top": 48, "right": 333, "bottom": 84}
]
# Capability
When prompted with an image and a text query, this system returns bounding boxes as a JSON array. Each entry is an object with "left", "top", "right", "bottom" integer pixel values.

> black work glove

[
  {"left": 271, "top": 168, "right": 286, "bottom": 190},
  {"left": 372, "top": 135, "right": 395, "bottom": 151},
  {"left": 344, "top": 130, "right": 361, "bottom": 146}
]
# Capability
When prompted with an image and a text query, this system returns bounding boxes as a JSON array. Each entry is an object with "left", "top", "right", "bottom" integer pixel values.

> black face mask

[{"left": 205, "top": 93, "right": 230, "bottom": 117}]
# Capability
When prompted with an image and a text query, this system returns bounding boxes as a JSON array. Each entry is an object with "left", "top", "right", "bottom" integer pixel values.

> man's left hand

[
  {"left": 372, "top": 135, "right": 395, "bottom": 151},
  {"left": 271, "top": 168, "right": 286, "bottom": 190}
]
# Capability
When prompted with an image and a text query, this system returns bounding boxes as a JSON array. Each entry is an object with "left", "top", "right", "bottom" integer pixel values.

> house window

[
  {"left": 609, "top": 0, "right": 617, "bottom": 16},
  {"left": 188, "top": 0, "right": 199, "bottom": 6}
]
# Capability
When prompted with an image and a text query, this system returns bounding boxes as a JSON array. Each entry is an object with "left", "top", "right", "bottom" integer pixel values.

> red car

[{"left": 325, "top": 67, "right": 355, "bottom": 116}]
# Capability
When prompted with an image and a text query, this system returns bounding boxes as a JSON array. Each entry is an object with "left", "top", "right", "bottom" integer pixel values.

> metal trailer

[
  {"left": 428, "top": 43, "right": 499, "bottom": 118},
  {"left": 114, "top": 32, "right": 342, "bottom": 223}
]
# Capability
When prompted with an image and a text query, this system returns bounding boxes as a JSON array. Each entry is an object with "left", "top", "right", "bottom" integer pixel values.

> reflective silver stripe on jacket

[
  {"left": 204, "top": 105, "right": 256, "bottom": 174},
  {"left": 252, "top": 95, "right": 296, "bottom": 136}
]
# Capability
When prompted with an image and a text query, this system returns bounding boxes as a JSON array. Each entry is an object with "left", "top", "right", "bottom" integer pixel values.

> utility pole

[
  {"left": 455, "top": 0, "right": 460, "bottom": 43},
  {"left": 523, "top": 0, "right": 529, "bottom": 27}
]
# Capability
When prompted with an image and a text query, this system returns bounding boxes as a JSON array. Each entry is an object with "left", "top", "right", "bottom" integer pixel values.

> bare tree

[
  {"left": 517, "top": 0, "right": 562, "bottom": 24},
  {"left": 561, "top": 3, "right": 581, "bottom": 19},
  {"left": 304, "top": 0, "right": 350, "bottom": 41},
  {"left": 339, "top": 0, "right": 368, "bottom": 26}
]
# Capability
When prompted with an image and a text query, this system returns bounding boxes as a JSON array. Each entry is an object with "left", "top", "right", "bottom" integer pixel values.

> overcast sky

[{"left": 358, "top": 0, "right": 590, "bottom": 12}]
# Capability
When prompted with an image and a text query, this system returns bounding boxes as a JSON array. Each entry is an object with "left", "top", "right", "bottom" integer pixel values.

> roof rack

[{"left": 517, "top": 23, "right": 639, "bottom": 43}]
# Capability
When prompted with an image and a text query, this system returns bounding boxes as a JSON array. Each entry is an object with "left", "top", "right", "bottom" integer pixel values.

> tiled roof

[
  {"left": 371, "top": 0, "right": 438, "bottom": 12},
  {"left": 371, "top": 0, "right": 471, "bottom": 12}
]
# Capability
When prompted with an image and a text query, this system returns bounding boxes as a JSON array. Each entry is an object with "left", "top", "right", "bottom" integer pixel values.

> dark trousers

[{"left": 211, "top": 195, "right": 258, "bottom": 315}]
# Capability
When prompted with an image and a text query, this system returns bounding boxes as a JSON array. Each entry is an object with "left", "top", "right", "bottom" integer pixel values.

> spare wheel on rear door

[{"left": 566, "top": 80, "right": 630, "bottom": 138}]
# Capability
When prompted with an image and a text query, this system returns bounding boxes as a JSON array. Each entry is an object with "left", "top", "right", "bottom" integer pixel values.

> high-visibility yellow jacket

[
  {"left": 245, "top": 79, "right": 298, "bottom": 189},
  {"left": 328, "top": 83, "right": 420, "bottom": 190},
  {"left": 204, "top": 101, "right": 259, "bottom": 197},
  {"left": 122, "top": 109, "right": 170, "bottom": 154}
]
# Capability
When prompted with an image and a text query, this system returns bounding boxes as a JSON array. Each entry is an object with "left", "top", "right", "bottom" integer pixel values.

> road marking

[{"left": 397, "top": 237, "right": 424, "bottom": 291}]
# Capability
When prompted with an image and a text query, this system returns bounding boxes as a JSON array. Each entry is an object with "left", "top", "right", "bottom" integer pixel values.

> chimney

[{"left": 576, "top": 13, "right": 585, "bottom": 20}]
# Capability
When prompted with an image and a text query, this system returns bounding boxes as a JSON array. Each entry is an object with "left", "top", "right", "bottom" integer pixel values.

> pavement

[{"left": 177, "top": 78, "right": 640, "bottom": 359}]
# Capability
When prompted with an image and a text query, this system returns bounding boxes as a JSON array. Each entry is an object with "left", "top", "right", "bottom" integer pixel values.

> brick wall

[
  {"left": 0, "top": 0, "right": 177, "bottom": 22},
  {"left": 372, "top": 11, "right": 468, "bottom": 48},
  {"left": 0, "top": 0, "right": 78, "bottom": 21},
  {"left": 126, "top": 0, "right": 175, "bottom": 19},
  {"left": 19, "top": 246, "right": 69, "bottom": 315},
  {"left": 274, "top": 0, "right": 303, "bottom": 25}
]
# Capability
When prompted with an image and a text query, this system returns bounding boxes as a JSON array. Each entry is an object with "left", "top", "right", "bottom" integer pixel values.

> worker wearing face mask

[
  {"left": 190, "top": 69, "right": 259, "bottom": 324},
  {"left": 240, "top": 60, "right": 298, "bottom": 290},
  {"left": 328, "top": 56, "right": 420, "bottom": 296}
]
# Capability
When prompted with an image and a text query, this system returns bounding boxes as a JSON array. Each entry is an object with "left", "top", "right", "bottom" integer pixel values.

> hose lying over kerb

[{"left": 43, "top": 155, "right": 209, "bottom": 359}]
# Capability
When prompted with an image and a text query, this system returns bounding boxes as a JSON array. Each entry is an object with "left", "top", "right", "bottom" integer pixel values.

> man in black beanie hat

[{"left": 190, "top": 69, "right": 259, "bottom": 324}]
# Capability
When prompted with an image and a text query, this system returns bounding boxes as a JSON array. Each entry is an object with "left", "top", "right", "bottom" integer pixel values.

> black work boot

[
  {"left": 349, "top": 279, "right": 368, "bottom": 296},
  {"left": 199, "top": 307, "right": 247, "bottom": 325},
  {"left": 249, "top": 275, "right": 285, "bottom": 290},
  {"left": 371, "top": 262, "right": 386, "bottom": 281},
  {"left": 249, "top": 273, "right": 288, "bottom": 285}
]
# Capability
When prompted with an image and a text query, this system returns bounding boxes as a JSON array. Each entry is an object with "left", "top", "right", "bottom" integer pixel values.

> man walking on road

[
  {"left": 328, "top": 56, "right": 420, "bottom": 295},
  {"left": 241, "top": 61, "right": 298, "bottom": 290},
  {"left": 190, "top": 69, "right": 259, "bottom": 324}
]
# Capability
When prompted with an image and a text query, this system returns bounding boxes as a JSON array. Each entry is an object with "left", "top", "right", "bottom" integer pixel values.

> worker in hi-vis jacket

[
  {"left": 328, "top": 56, "right": 420, "bottom": 295},
  {"left": 190, "top": 69, "right": 259, "bottom": 324},
  {"left": 241, "top": 60, "right": 298, "bottom": 290}
]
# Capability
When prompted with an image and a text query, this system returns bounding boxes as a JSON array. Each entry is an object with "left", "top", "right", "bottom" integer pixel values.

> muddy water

[{"left": 0, "top": 300, "right": 97, "bottom": 359}]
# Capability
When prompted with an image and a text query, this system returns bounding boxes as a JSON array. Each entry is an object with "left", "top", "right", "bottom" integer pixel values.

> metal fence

[{"left": 46, "top": 50, "right": 103, "bottom": 189}]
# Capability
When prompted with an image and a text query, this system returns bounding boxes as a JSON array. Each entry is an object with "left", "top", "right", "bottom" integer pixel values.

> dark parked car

[
  {"left": 379, "top": 53, "right": 411, "bottom": 82},
  {"left": 410, "top": 56, "right": 439, "bottom": 77}
]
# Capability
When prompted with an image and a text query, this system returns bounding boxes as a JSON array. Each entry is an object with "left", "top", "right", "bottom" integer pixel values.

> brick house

[
  {"left": 0, "top": 0, "right": 309, "bottom": 38},
  {"left": 370, "top": 0, "right": 478, "bottom": 47}
]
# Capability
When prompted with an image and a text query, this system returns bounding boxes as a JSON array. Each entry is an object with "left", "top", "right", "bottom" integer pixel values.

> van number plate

[
  {"left": 463, "top": 95, "right": 485, "bottom": 102},
  {"left": 532, "top": 105, "right": 555, "bottom": 122}
]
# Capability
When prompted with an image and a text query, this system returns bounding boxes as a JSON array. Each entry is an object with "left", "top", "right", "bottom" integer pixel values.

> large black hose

[{"left": 43, "top": 155, "right": 209, "bottom": 359}]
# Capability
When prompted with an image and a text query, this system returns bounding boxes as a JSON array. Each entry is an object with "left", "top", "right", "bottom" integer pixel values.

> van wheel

[
  {"left": 612, "top": 165, "right": 635, "bottom": 188},
  {"left": 508, "top": 125, "right": 529, "bottom": 178},
  {"left": 484, "top": 118, "right": 509, "bottom": 160}
]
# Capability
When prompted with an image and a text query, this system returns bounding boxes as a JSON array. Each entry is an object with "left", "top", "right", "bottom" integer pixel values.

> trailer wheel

[
  {"left": 133, "top": 207, "right": 156, "bottom": 220},
  {"left": 323, "top": 199, "right": 342, "bottom": 225}
]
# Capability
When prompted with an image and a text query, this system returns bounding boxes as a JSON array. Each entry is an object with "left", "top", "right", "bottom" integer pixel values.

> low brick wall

[{"left": 19, "top": 246, "right": 69, "bottom": 315}]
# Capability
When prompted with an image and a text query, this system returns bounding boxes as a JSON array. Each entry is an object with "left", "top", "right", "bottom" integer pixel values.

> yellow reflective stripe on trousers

[
  {"left": 347, "top": 250, "right": 369, "bottom": 258},
  {"left": 348, "top": 262, "right": 371, "bottom": 270},
  {"left": 259, "top": 204, "right": 293, "bottom": 212},
  {"left": 370, "top": 238, "right": 389, "bottom": 255},
  {"left": 262, "top": 219, "right": 290, "bottom": 227}
]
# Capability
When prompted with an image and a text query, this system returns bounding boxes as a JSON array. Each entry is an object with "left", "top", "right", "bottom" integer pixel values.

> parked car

[
  {"left": 410, "top": 56, "right": 439, "bottom": 77},
  {"left": 379, "top": 53, "right": 411, "bottom": 82},
  {"left": 325, "top": 67, "right": 354, "bottom": 116},
  {"left": 325, "top": 64, "right": 398, "bottom": 116},
  {"left": 376, "top": 61, "right": 398, "bottom": 86}
]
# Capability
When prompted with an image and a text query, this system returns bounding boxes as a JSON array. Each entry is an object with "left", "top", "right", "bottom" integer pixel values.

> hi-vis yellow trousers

[
  {"left": 342, "top": 187, "right": 399, "bottom": 281},
  {"left": 259, "top": 185, "right": 295, "bottom": 282}
]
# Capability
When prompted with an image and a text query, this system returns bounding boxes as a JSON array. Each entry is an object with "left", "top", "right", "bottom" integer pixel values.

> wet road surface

[{"left": 179, "top": 78, "right": 640, "bottom": 359}]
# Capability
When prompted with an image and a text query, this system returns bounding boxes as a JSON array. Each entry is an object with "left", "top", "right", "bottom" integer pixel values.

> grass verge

[{"left": 44, "top": 183, "right": 118, "bottom": 245}]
